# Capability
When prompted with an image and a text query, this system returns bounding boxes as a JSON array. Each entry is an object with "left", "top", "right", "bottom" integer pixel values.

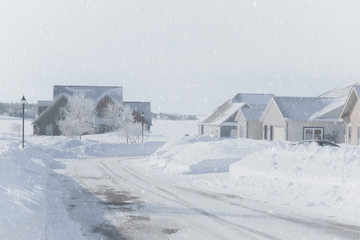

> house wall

[
  {"left": 237, "top": 114, "right": 247, "bottom": 138},
  {"left": 34, "top": 97, "right": 68, "bottom": 136},
  {"left": 262, "top": 101, "right": 286, "bottom": 140},
  {"left": 348, "top": 99, "right": 360, "bottom": 145},
  {"left": 247, "top": 120, "right": 263, "bottom": 140},
  {"left": 287, "top": 121, "right": 345, "bottom": 143},
  {"left": 220, "top": 126, "right": 237, "bottom": 138},
  {"left": 201, "top": 125, "right": 222, "bottom": 138}
]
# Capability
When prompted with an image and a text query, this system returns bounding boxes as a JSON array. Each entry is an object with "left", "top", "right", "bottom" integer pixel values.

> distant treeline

[
  {"left": 152, "top": 112, "right": 198, "bottom": 121},
  {"left": 0, "top": 102, "right": 37, "bottom": 118}
]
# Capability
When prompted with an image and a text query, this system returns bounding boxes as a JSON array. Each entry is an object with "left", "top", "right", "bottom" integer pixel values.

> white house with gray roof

[
  {"left": 261, "top": 96, "right": 345, "bottom": 143},
  {"left": 198, "top": 93, "right": 274, "bottom": 138}
]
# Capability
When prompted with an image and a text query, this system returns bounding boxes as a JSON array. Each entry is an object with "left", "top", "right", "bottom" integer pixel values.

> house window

[
  {"left": 59, "top": 107, "right": 66, "bottom": 118},
  {"left": 264, "top": 125, "right": 268, "bottom": 140},
  {"left": 348, "top": 125, "right": 352, "bottom": 144},
  {"left": 304, "top": 127, "right": 323, "bottom": 140},
  {"left": 358, "top": 126, "right": 360, "bottom": 145},
  {"left": 270, "top": 126, "right": 273, "bottom": 140},
  {"left": 46, "top": 124, "right": 53, "bottom": 136}
]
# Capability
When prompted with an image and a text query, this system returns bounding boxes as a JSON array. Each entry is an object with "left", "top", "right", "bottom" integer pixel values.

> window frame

[{"left": 303, "top": 127, "right": 324, "bottom": 141}]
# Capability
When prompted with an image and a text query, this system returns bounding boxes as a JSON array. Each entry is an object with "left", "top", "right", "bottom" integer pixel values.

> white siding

[
  {"left": 202, "top": 125, "right": 221, "bottom": 138},
  {"left": 237, "top": 114, "right": 247, "bottom": 138},
  {"left": 247, "top": 120, "right": 263, "bottom": 140},
  {"left": 287, "top": 121, "right": 345, "bottom": 143},
  {"left": 262, "top": 100, "right": 286, "bottom": 140},
  {"left": 348, "top": 99, "right": 360, "bottom": 145}
]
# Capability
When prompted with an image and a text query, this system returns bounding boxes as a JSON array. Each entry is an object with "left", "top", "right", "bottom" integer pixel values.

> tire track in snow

[
  {"left": 175, "top": 187, "right": 360, "bottom": 239},
  {"left": 120, "top": 159, "right": 360, "bottom": 240},
  {"left": 99, "top": 159, "right": 280, "bottom": 240}
]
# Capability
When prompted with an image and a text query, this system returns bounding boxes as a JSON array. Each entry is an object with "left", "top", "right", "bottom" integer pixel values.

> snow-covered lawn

[{"left": 0, "top": 117, "right": 359, "bottom": 239}]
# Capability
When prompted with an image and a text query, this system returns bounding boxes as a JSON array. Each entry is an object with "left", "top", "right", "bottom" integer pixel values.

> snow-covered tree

[
  {"left": 102, "top": 101, "right": 123, "bottom": 131},
  {"left": 121, "top": 105, "right": 143, "bottom": 143},
  {"left": 58, "top": 94, "right": 97, "bottom": 139}
]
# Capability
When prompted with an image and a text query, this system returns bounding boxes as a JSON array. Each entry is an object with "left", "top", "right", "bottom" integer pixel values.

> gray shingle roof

[
  {"left": 239, "top": 108, "right": 265, "bottom": 121},
  {"left": 200, "top": 93, "right": 274, "bottom": 125},
  {"left": 273, "top": 96, "right": 344, "bottom": 121},
  {"left": 53, "top": 85, "right": 123, "bottom": 105}
]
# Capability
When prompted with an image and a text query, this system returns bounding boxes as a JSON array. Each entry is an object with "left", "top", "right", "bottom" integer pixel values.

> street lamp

[
  {"left": 21, "top": 95, "right": 26, "bottom": 149},
  {"left": 141, "top": 112, "right": 144, "bottom": 143}
]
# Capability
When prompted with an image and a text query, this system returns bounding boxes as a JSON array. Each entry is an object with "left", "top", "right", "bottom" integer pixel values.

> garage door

[{"left": 273, "top": 127, "right": 285, "bottom": 141}]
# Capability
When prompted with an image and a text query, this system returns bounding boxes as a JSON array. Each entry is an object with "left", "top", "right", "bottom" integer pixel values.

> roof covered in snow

[
  {"left": 232, "top": 93, "right": 274, "bottom": 109},
  {"left": 273, "top": 97, "right": 345, "bottom": 121},
  {"left": 354, "top": 85, "right": 360, "bottom": 97},
  {"left": 340, "top": 86, "right": 360, "bottom": 119},
  {"left": 53, "top": 85, "right": 123, "bottom": 105},
  {"left": 319, "top": 82, "right": 360, "bottom": 99},
  {"left": 200, "top": 100, "right": 247, "bottom": 125},
  {"left": 237, "top": 108, "right": 265, "bottom": 121},
  {"left": 200, "top": 93, "right": 274, "bottom": 126}
]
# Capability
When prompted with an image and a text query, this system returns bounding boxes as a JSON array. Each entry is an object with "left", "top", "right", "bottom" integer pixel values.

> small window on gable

[{"left": 59, "top": 107, "right": 66, "bottom": 118}]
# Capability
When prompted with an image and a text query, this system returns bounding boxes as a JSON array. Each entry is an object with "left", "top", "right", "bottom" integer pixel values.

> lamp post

[
  {"left": 141, "top": 112, "right": 144, "bottom": 143},
  {"left": 21, "top": 95, "right": 26, "bottom": 149}
]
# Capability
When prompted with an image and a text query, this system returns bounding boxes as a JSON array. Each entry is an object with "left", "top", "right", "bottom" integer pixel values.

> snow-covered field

[{"left": 0, "top": 117, "right": 360, "bottom": 239}]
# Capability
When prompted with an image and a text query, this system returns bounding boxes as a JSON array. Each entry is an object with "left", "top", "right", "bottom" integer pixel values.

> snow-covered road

[
  {"left": 1, "top": 118, "right": 360, "bottom": 239},
  {"left": 55, "top": 156, "right": 360, "bottom": 240}
]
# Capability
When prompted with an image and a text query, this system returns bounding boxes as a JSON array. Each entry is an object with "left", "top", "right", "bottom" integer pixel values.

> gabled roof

[
  {"left": 236, "top": 108, "right": 265, "bottom": 122},
  {"left": 37, "top": 100, "right": 53, "bottom": 107},
  {"left": 200, "top": 93, "right": 274, "bottom": 126},
  {"left": 354, "top": 85, "right": 360, "bottom": 96},
  {"left": 33, "top": 94, "right": 68, "bottom": 124},
  {"left": 340, "top": 86, "right": 360, "bottom": 119},
  {"left": 319, "top": 82, "right": 360, "bottom": 98},
  {"left": 53, "top": 85, "right": 123, "bottom": 105},
  {"left": 124, "top": 102, "right": 152, "bottom": 125},
  {"left": 200, "top": 100, "right": 247, "bottom": 125},
  {"left": 232, "top": 93, "right": 274, "bottom": 109},
  {"left": 272, "top": 96, "right": 344, "bottom": 121}
]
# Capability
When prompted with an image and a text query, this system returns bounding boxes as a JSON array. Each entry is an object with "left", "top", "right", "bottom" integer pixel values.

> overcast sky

[{"left": 1, "top": 0, "right": 360, "bottom": 115}]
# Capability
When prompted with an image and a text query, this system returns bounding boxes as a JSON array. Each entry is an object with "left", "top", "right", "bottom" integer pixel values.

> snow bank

[
  {"left": 0, "top": 142, "right": 50, "bottom": 239},
  {"left": 30, "top": 135, "right": 165, "bottom": 159},
  {"left": 150, "top": 137, "right": 360, "bottom": 223},
  {"left": 149, "top": 136, "right": 275, "bottom": 174},
  {"left": 229, "top": 143, "right": 360, "bottom": 216}
]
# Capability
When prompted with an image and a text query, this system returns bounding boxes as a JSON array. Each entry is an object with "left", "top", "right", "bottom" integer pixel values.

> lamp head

[{"left": 21, "top": 96, "right": 26, "bottom": 104}]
